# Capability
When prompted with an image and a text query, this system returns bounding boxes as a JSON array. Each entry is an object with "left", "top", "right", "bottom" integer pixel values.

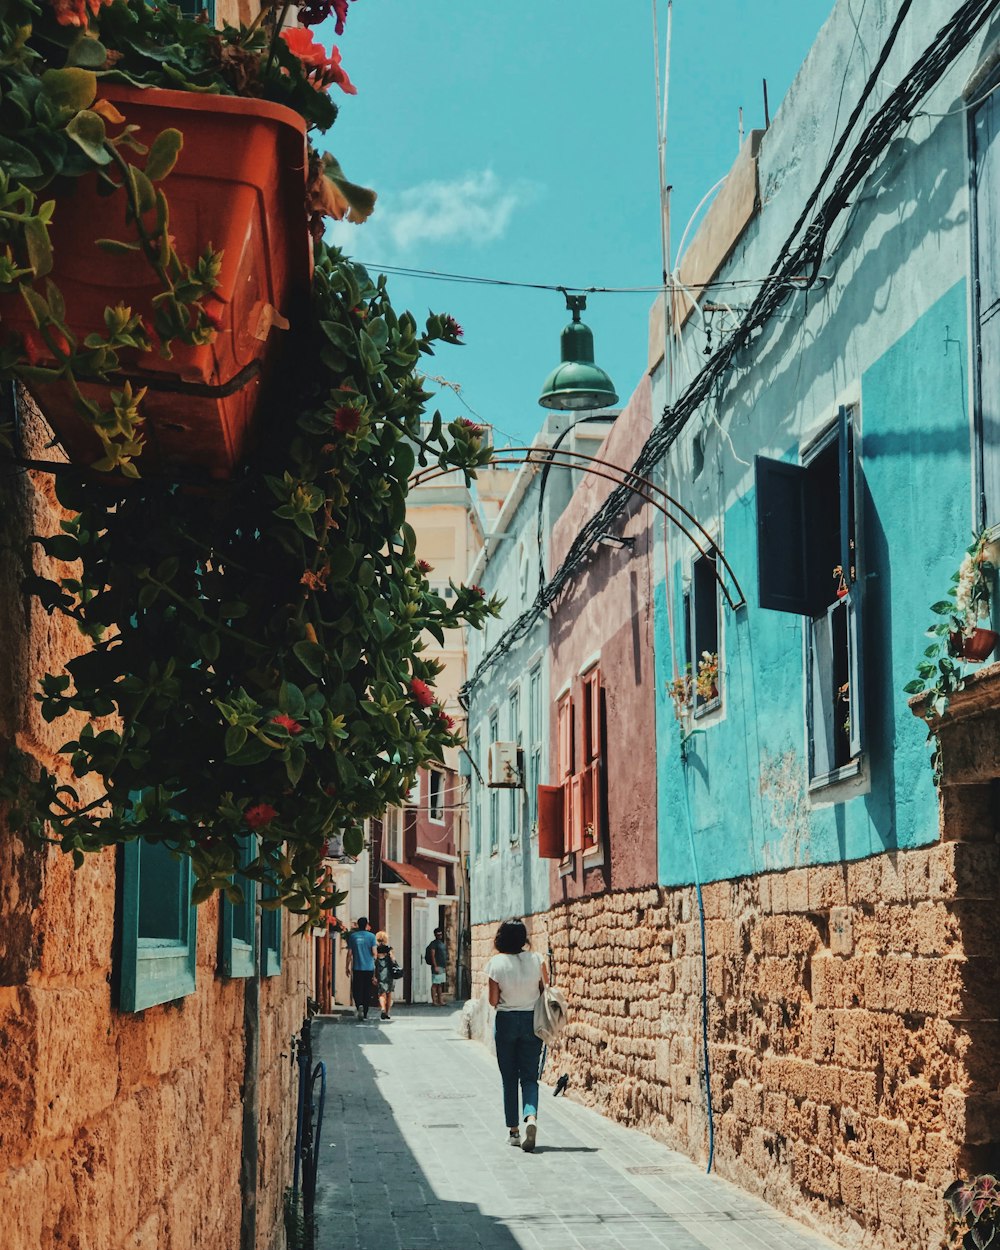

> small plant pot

[{"left": 950, "top": 627, "right": 999, "bottom": 662}]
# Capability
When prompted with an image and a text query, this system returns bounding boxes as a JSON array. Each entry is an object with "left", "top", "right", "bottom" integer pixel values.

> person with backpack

[{"left": 425, "top": 927, "right": 448, "bottom": 1005}]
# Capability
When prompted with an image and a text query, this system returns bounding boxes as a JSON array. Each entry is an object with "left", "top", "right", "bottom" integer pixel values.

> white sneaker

[
  {"left": 356, "top": 1007, "right": 363, "bottom": 1020},
  {"left": 522, "top": 1118, "right": 537, "bottom": 1152},
  {"left": 508, "top": 1132, "right": 521, "bottom": 1148}
]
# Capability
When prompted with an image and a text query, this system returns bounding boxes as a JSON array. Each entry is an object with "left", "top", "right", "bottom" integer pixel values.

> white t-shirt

[{"left": 486, "top": 951, "right": 544, "bottom": 1012}]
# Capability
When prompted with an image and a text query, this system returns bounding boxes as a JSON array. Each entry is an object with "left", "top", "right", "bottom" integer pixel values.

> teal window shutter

[
  {"left": 119, "top": 840, "right": 198, "bottom": 1012},
  {"left": 261, "top": 883, "right": 282, "bottom": 977},
  {"left": 220, "top": 837, "right": 257, "bottom": 978}
]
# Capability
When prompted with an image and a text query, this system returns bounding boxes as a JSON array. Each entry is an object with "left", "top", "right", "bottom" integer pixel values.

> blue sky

[{"left": 318, "top": 2, "right": 831, "bottom": 446}]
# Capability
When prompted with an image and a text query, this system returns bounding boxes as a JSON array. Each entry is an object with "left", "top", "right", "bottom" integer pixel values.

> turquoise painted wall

[{"left": 656, "top": 281, "right": 974, "bottom": 887}]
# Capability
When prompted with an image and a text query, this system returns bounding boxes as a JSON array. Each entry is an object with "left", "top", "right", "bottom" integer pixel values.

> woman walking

[
  {"left": 374, "top": 930, "right": 395, "bottom": 1021},
  {"left": 486, "top": 919, "right": 547, "bottom": 1152}
]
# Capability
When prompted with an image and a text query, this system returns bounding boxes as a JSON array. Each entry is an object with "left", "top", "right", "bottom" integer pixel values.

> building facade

[{"left": 467, "top": 5, "right": 1000, "bottom": 1248}]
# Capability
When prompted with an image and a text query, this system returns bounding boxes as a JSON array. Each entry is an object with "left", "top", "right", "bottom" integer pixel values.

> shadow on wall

[
  {"left": 718, "top": 110, "right": 970, "bottom": 455},
  {"left": 312, "top": 1015, "right": 519, "bottom": 1247}
]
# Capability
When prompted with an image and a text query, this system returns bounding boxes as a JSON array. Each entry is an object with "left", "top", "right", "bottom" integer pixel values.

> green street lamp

[{"left": 538, "top": 293, "right": 619, "bottom": 411}]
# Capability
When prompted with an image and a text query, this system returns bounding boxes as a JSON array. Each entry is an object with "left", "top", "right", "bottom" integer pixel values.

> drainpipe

[{"left": 239, "top": 908, "right": 262, "bottom": 1250}]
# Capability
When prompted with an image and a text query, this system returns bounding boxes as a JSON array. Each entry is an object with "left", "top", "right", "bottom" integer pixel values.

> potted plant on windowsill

[
  {"left": 696, "top": 650, "right": 719, "bottom": 703},
  {"left": 0, "top": 0, "right": 371, "bottom": 479},
  {"left": 906, "top": 532, "right": 999, "bottom": 769}
]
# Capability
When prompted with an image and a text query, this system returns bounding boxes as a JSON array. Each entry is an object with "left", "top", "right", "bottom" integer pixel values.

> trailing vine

[{"left": 0, "top": 0, "right": 501, "bottom": 922}]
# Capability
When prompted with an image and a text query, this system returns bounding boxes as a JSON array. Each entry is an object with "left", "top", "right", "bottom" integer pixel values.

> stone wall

[
  {"left": 471, "top": 837, "right": 1000, "bottom": 1250},
  {"left": 0, "top": 397, "right": 307, "bottom": 1249}
]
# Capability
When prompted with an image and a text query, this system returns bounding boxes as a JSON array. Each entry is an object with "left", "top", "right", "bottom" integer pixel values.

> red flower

[
  {"left": 457, "top": 417, "right": 485, "bottom": 437},
  {"left": 417, "top": 559, "right": 433, "bottom": 574},
  {"left": 409, "top": 678, "right": 434, "bottom": 709},
  {"left": 245, "top": 802, "right": 278, "bottom": 830},
  {"left": 22, "top": 328, "right": 70, "bottom": 365},
  {"left": 438, "top": 709, "right": 455, "bottom": 732},
  {"left": 272, "top": 713, "right": 303, "bottom": 736},
  {"left": 468, "top": 584, "right": 485, "bottom": 598},
  {"left": 442, "top": 316, "right": 463, "bottom": 340},
  {"left": 333, "top": 405, "right": 361, "bottom": 435},
  {"left": 281, "top": 27, "right": 357, "bottom": 95},
  {"left": 201, "top": 299, "right": 226, "bottom": 331}
]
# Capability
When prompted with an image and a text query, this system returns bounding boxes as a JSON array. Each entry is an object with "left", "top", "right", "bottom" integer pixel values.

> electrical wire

[
  {"left": 353, "top": 261, "right": 827, "bottom": 297},
  {"left": 461, "top": 0, "right": 1000, "bottom": 703}
]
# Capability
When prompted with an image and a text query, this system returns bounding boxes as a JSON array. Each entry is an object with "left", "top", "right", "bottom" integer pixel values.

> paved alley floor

[{"left": 313, "top": 1006, "right": 840, "bottom": 1250}]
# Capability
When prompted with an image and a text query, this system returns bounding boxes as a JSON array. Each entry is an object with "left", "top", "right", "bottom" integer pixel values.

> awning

[{"left": 382, "top": 858, "right": 438, "bottom": 894}]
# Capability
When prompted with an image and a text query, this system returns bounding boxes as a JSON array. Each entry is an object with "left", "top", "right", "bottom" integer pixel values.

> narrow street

[{"left": 314, "top": 1007, "right": 840, "bottom": 1250}]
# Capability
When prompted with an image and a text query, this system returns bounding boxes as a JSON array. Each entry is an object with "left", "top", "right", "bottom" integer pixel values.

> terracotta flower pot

[
  {"left": 950, "top": 627, "right": 999, "bottom": 662},
  {"left": 3, "top": 85, "right": 312, "bottom": 480}
]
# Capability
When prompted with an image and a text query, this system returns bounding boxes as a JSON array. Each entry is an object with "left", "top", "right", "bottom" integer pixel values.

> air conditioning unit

[{"left": 488, "top": 741, "right": 522, "bottom": 788}]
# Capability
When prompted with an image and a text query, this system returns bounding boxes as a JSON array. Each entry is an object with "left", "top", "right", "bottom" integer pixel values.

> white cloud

[
  {"left": 385, "top": 169, "right": 524, "bottom": 250},
  {"left": 325, "top": 168, "right": 528, "bottom": 259}
]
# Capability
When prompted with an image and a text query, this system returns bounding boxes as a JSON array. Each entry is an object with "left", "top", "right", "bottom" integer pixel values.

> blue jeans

[{"left": 494, "top": 1010, "right": 542, "bottom": 1128}]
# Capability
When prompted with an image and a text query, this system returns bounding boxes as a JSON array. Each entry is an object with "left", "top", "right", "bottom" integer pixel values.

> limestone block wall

[
  {"left": 0, "top": 397, "right": 307, "bottom": 1249},
  {"left": 471, "top": 840, "right": 999, "bottom": 1250}
]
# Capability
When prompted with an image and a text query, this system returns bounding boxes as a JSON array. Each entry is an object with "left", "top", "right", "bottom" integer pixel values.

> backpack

[{"left": 424, "top": 941, "right": 436, "bottom": 966}]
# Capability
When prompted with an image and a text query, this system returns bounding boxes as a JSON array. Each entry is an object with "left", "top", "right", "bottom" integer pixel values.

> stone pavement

[{"left": 313, "top": 1005, "right": 841, "bottom": 1250}]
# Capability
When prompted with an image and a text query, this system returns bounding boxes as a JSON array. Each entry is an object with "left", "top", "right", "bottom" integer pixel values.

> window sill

[
  {"left": 558, "top": 855, "right": 575, "bottom": 878},
  {"left": 808, "top": 756, "right": 863, "bottom": 794},
  {"left": 581, "top": 844, "right": 604, "bottom": 868},
  {"left": 693, "top": 696, "right": 721, "bottom": 721}
]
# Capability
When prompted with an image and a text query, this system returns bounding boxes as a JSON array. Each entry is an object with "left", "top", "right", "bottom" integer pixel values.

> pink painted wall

[{"left": 547, "top": 378, "right": 658, "bottom": 902}]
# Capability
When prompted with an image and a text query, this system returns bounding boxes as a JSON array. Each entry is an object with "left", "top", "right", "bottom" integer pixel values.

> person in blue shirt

[{"left": 346, "top": 917, "right": 378, "bottom": 1020}]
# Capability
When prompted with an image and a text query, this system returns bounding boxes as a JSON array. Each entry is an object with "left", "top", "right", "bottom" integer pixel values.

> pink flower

[
  {"left": 442, "top": 315, "right": 463, "bottom": 341},
  {"left": 468, "top": 584, "right": 485, "bottom": 598},
  {"left": 409, "top": 678, "right": 434, "bottom": 709},
  {"left": 456, "top": 417, "right": 485, "bottom": 438},
  {"left": 333, "top": 405, "right": 361, "bottom": 435},
  {"left": 245, "top": 802, "right": 278, "bottom": 830},
  {"left": 272, "top": 713, "right": 303, "bottom": 736},
  {"left": 417, "top": 559, "right": 433, "bottom": 574}
]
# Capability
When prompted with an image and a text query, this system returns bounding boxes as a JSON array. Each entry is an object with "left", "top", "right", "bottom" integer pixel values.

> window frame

[
  {"left": 488, "top": 710, "right": 500, "bottom": 856},
  {"left": 261, "top": 883, "right": 282, "bottom": 977},
  {"left": 690, "top": 550, "right": 722, "bottom": 718},
  {"left": 528, "top": 665, "right": 542, "bottom": 837},
  {"left": 118, "top": 839, "right": 198, "bottom": 1012},
  {"left": 428, "top": 769, "right": 445, "bottom": 824},
  {"left": 220, "top": 836, "right": 257, "bottom": 979},
  {"left": 471, "top": 731, "right": 482, "bottom": 858},
  {"left": 507, "top": 683, "right": 521, "bottom": 845}
]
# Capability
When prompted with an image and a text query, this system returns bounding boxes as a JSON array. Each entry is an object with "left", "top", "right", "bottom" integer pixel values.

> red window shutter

[
  {"left": 537, "top": 785, "right": 564, "bottom": 858},
  {"left": 557, "top": 695, "right": 574, "bottom": 780},
  {"left": 570, "top": 773, "right": 584, "bottom": 853},
  {"left": 584, "top": 759, "right": 601, "bottom": 848},
  {"left": 588, "top": 669, "right": 602, "bottom": 763}
]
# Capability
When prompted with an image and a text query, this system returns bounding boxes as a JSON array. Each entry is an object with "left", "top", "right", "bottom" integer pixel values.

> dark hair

[
  {"left": 357, "top": 917, "right": 369, "bottom": 929},
  {"left": 433, "top": 928, "right": 443, "bottom": 938},
  {"left": 494, "top": 919, "right": 528, "bottom": 954}
]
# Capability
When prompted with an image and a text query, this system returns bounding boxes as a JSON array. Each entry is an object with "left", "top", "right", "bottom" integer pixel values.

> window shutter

[
  {"left": 118, "top": 840, "right": 198, "bottom": 1012},
  {"left": 755, "top": 455, "right": 811, "bottom": 615},
  {"left": 846, "top": 579, "right": 864, "bottom": 760},
  {"left": 557, "top": 695, "right": 573, "bottom": 779},
  {"left": 809, "top": 608, "right": 836, "bottom": 780},
  {"left": 587, "top": 670, "right": 602, "bottom": 763},
  {"left": 261, "top": 884, "right": 282, "bottom": 977},
  {"left": 569, "top": 773, "right": 584, "bottom": 853},
  {"left": 220, "top": 837, "right": 257, "bottom": 979},
  {"left": 537, "top": 785, "right": 564, "bottom": 858},
  {"left": 974, "top": 93, "right": 1000, "bottom": 526},
  {"left": 584, "top": 760, "right": 601, "bottom": 848}
]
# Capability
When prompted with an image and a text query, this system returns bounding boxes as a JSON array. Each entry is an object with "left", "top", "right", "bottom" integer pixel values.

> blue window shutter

[
  {"left": 808, "top": 607, "right": 835, "bottom": 779},
  {"left": 261, "top": 884, "right": 282, "bottom": 977},
  {"left": 755, "top": 455, "right": 811, "bottom": 614},
  {"left": 840, "top": 406, "right": 865, "bottom": 760},
  {"left": 118, "top": 841, "right": 198, "bottom": 1012},
  {"left": 220, "top": 837, "right": 257, "bottom": 979},
  {"left": 974, "top": 90, "right": 1000, "bottom": 527}
]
